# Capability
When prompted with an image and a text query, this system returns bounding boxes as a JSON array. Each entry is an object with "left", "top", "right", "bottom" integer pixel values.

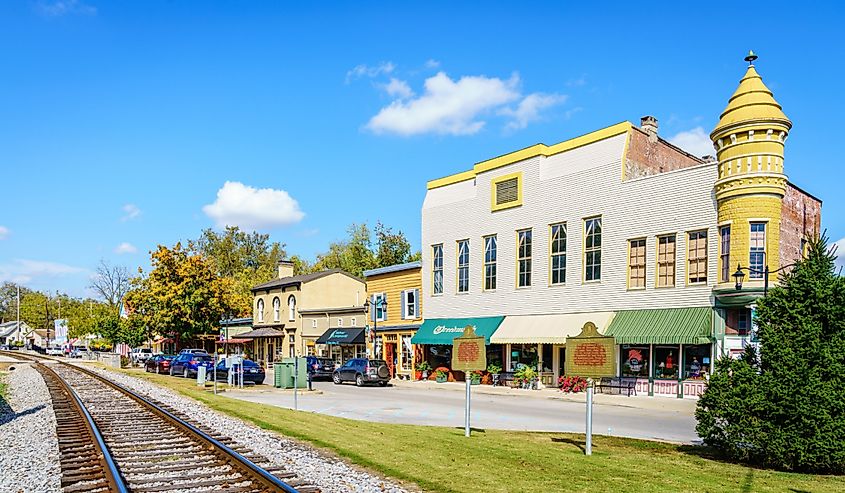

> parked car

[
  {"left": 130, "top": 348, "right": 154, "bottom": 364},
  {"left": 145, "top": 354, "right": 176, "bottom": 374},
  {"left": 332, "top": 358, "right": 391, "bottom": 387},
  {"left": 169, "top": 352, "right": 214, "bottom": 378},
  {"left": 213, "top": 358, "right": 265, "bottom": 384},
  {"left": 306, "top": 356, "right": 336, "bottom": 380},
  {"left": 178, "top": 348, "right": 209, "bottom": 355},
  {"left": 69, "top": 348, "right": 83, "bottom": 358}
]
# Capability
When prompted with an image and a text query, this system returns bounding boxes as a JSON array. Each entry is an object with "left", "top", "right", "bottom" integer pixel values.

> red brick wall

[
  {"left": 624, "top": 128, "right": 706, "bottom": 180},
  {"left": 780, "top": 183, "right": 822, "bottom": 267}
]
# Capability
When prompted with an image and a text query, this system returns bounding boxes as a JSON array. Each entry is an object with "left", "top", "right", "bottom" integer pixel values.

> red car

[{"left": 145, "top": 354, "right": 176, "bottom": 374}]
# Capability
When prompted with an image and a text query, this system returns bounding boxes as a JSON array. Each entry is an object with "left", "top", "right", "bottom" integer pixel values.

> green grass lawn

[{"left": 117, "top": 367, "right": 842, "bottom": 493}]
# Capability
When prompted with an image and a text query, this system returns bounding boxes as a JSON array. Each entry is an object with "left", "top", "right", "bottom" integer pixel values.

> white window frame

[
  {"left": 432, "top": 244, "right": 443, "bottom": 295},
  {"left": 584, "top": 217, "right": 602, "bottom": 282},
  {"left": 517, "top": 229, "right": 532, "bottom": 288},
  {"left": 457, "top": 239, "right": 470, "bottom": 293},
  {"left": 374, "top": 292, "right": 387, "bottom": 322},
  {"left": 288, "top": 295, "right": 296, "bottom": 322},
  {"left": 403, "top": 290, "right": 416, "bottom": 320},
  {"left": 550, "top": 223, "right": 567, "bottom": 285},
  {"left": 749, "top": 222, "right": 766, "bottom": 280},
  {"left": 273, "top": 297, "right": 280, "bottom": 322},
  {"left": 257, "top": 298, "right": 264, "bottom": 323}
]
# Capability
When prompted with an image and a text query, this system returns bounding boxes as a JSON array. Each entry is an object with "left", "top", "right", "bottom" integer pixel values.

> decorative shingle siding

[{"left": 422, "top": 132, "right": 720, "bottom": 319}]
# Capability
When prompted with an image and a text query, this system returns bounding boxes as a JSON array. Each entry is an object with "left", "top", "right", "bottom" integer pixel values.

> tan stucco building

[{"left": 245, "top": 260, "right": 366, "bottom": 365}]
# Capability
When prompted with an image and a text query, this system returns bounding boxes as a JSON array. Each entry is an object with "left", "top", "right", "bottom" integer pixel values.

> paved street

[{"left": 224, "top": 379, "right": 698, "bottom": 443}]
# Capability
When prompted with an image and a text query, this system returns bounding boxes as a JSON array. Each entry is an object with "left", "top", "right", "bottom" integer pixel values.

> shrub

[{"left": 696, "top": 234, "right": 845, "bottom": 473}]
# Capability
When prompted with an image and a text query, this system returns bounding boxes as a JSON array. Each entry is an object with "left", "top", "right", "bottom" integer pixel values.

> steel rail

[
  {"left": 39, "top": 363, "right": 130, "bottom": 493},
  {"left": 1, "top": 350, "right": 300, "bottom": 493}
]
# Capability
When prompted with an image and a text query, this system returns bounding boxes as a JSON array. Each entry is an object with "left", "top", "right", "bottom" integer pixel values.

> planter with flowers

[
  {"left": 435, "top": 369, "right": 448, "bottom": 383},
  {"left": 415, "top": 361, "right": 431, "bottom": 381},
  {"left": 469, "top": 370, "right": 482, "bottom": 385}
]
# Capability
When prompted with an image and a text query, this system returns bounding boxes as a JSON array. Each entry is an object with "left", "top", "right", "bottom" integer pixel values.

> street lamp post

[
  {"left": 732, "top": 262, "right": 799, "bottom": 296},
  {"left": 363, "top": 297, "right": 387, "bottom": 359}
]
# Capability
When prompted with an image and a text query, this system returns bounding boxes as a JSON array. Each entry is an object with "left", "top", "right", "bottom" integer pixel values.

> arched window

[
  {"left": 288, "top": 295, "right": 296, "bottom": 322},
  {"left": 273, "top": 297, "right": 280, "bottom": 322},
  {"left": 257, "top": 299, "right": 265, "bottom": 323}
]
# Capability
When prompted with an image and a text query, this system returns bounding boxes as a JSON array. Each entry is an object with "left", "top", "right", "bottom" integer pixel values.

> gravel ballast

[
  {"left": 0, "top": 363, "right": 61, "bottom": 493},
  {"left": 81, "top": 364, "right": 409, "bottom": 493}
]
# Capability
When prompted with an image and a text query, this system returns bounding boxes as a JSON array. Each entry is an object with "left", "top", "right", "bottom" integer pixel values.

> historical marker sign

[
  {"left": 451, "top": 326, "right": 486, "bottom": 372},
  {"left": 565, "top": 321, "right": 615, "bottom": 378}
]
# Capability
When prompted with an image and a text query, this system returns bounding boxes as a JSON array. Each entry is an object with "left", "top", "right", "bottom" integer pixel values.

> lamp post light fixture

[
  {"left": 733, "top": 262, "right": 799, "bottom": 296},
  {"left": 363, "top": 297, "right": 387, "bottom": 358}
]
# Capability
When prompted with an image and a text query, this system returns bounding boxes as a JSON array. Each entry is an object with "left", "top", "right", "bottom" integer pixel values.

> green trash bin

[
  {"left": 282, "top": 358, "right": 308, "bottom": 388},
  {"left": 273, "top": 362, "right": 285, "bottom": 388}
]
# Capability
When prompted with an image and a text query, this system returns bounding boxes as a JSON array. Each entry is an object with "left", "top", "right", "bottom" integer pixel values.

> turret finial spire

[{"left": 744, "top": 50, "right": 758, "bottom": 66}]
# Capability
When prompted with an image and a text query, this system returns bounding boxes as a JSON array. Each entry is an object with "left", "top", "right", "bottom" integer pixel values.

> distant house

[{"left": 0, "top": 321, "right": 32, "bottom": 345}]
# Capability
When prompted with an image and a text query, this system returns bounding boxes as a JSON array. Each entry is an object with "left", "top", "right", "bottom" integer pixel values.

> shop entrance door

[
  {"left": 558, "top": 347, "right": 566, "bottom": 377},
  {"left": 385, "top": 343, "right": 396, "bottom": 377},
  {"left": 267, "top": 342, "right": 274, "bottom": 365}
]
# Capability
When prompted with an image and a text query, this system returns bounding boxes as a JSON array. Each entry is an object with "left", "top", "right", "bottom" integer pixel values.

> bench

[
  {"left": 596, "top": 377, "right": 637, "bottom": 396},
  {"left": 494, "top": 371, "right": 516, "bottom": 387}
]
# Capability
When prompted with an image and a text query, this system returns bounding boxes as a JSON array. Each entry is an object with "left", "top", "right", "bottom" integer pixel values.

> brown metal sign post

[{"left": 452, "top": 326, "right": 486, "bottom": 437}]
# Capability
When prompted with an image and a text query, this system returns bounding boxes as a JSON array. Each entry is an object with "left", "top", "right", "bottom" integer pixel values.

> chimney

[
  {"left": 702, "top": 155, "right": 717, "bottom": 163},
  {"left": 278, "top": 260, "right": 294, "bottom": 279},
  {"left": 640, "top": 115, "right": 658, "bottom": 143}
]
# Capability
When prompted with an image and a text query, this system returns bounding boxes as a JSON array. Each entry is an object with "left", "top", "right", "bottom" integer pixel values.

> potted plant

[
  {"left": 469, "top": 370, "right": 482, "bottom": 385},
  {"left": 415, "top": 361, "right": 431, "bottom": 380},
  {"left": 435, "top": 369, "right": 448, "bottom": 383},
  {"left": 485, "top": 363, "right": 502, "bottom": 385},
  {"left": 515, "top": 366, "right": 538, "bottom": 389}
]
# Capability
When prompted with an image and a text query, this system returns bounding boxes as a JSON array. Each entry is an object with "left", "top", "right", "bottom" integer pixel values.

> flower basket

[
  {"left": 469, "top": 371, "right": 482, "bottom": 385},
  {"left": 558, "top": 375, "right": 589, "bottom": 393}
]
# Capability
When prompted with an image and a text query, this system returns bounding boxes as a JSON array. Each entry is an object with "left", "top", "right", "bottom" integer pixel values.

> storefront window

[
  {"left": 653, "top": 346, "right": 679, "bottom": 379},
  {"left": 486, "top": 345, "right": 503, "bottom": 368},
  {"left": 510, "top": 344, "right": 538, "bottom": 371},
  {"left": 683, "top": 345, "right": 710, "bottom": 379},
  {"left": 620, "top": 345, "right": 649, "bottom": 377},
  {"left": 428, "top": 345, "right": 451, "bottom": 369},
  {"left": 355, "top": 345, "right": 367, "bottom": 359}
]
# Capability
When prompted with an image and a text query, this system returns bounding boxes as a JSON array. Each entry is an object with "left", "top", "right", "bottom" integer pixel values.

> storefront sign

[
  {"left": 434, "top": 325, "right": 472, "bottom": 335},
  {"left": 565, "top": 322, "right": 615, "bottom": 378},
  {"left": 451, "top": 326, "right": 486, "bottom": 372}
]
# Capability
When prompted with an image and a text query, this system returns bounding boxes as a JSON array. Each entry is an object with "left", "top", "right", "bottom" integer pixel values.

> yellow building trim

[
  {"left": 490, "top": 171, "right": 523, "bottom": 212},
  {"left": 427, "top": 122, "right": 632, "bottom": 190}
]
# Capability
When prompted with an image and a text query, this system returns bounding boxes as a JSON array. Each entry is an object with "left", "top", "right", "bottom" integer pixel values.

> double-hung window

[
  {"left": 550, "top": 223, "right": 566, "bottom": 285},
  {"left": 517, "top": 229, "right": 532, "bottom": 287},
  {"left": 457, "top": 240, "right": 469, "bottom": 293},
  {"left": 688, "top": 230, "right": 708, "bottom": 284},
  {"left": 720, "top": 226, "right": 731, "bottom": 282},
  {"left": 749, "top": 223, "right": 766, "bottom": 279},
  {"left": 402, "top": 290, "right": 417, "bottom": 319},
  {"left": 628, "top": 238, "right": 646, "bottom": 289},
  {"left": 483, "top": 235, "right": 497, "bottom": 290},
  {"left": 584, "top": 217, "right": 602, "bottom": 281},
  {"left": 657, "top": 234, "right": 676, "bottom": 287},
  {"left": 432, "top": 244, "right": 443, "bottom": 294}
]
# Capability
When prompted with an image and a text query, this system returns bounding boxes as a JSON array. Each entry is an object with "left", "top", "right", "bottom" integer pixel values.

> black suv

[
  {"left": 332, "top": 358, "right": 390, "bottom": 387},
  {"left": 306, "top": 356, "right": 336, "bottom": 380}
]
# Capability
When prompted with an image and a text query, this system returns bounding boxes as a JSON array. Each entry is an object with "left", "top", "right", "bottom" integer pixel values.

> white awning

[{"left": 490, "top": 312, "right": 617, "bottom": 344}]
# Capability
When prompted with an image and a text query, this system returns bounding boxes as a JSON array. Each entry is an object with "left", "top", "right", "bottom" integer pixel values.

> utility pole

[{"left": 16, "top": 284, "right": 20, "bottom": 343}]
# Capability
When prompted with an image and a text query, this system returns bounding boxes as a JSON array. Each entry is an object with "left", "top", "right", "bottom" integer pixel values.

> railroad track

[{"left": 2, "top": 351, "right": 315, "bottom": 493}]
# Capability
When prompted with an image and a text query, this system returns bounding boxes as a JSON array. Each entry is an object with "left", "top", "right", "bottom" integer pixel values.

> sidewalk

[{"left": 390, "top": 378, "right": 697, "bottom": 413}]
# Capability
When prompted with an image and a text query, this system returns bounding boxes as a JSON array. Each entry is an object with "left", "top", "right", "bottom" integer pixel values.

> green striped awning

[{"left": 605, "top": 307, "right": 713, "bottom": 345}]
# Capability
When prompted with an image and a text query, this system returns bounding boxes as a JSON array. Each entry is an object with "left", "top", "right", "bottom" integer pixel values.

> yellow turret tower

[{"left": 711, "top": 52, "right": 791, "bottom": 287}]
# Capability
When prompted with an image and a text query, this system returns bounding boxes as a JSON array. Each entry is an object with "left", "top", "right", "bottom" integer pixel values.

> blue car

[
  {"left": 213, "top": 358, "right": 266, "bottom": 384},
  {"left": 169, "top": 352, "right": 214, "bottom": 378}
]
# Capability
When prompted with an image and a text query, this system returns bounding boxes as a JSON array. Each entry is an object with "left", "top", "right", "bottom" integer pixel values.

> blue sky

[{"left": 1, "top": 1, "right": 844, "bottom": 296}]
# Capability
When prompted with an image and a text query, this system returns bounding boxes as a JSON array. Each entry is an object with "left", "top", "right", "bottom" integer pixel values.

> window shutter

[
  {"left": 413, "top": 289, "right": 420, "bottom": 319},
  {"left": 400, "top": 291, "right": 406, "bottom": 320}
]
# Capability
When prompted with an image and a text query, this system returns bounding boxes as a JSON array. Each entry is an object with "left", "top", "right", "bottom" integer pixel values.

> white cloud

[
  {"left": 501, "top": 93, "right": 567, "bottom": 131},
  {"left": 37, "top": 0, "right": 96, "bottom": 17},
  {"left": 0, "top": 259, "right": 85, "bottom": 284},
  {"left": 114, "top": 242, "right": 137, "bottom": 254},
  {"left": 0, "top": 226, "right": 8, "bottom": 240},
  {"left": 669, "top": 127, "right": 715, "bottom": 158},
  {"left": 382, "top": 78, "right": 414, "bottom": 99},
  {"left": 425, "top": 59, "right": 441, "bottom": 69},
  {"left": 566, "top": 75, "right": 587, "bottom": 87},
  {"left": 202, "top": 181, "right": 305, "bottom": 230},
  {"left": 121, "top": 203, "right": 141, "bottom": 222},
  {"left": 366, "top": 72, "right": 522, "bottom": 136},
  {"left": 833, "top": 237, "right": 845, "bottom": 275},
  {"left": 346, "top": 62, "right": 395, "bottom": 83}
]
